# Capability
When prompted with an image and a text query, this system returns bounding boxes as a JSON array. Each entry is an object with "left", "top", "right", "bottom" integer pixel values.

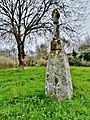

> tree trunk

[{"left": 17, "top": 41, "right": 25, "bottom": 69}]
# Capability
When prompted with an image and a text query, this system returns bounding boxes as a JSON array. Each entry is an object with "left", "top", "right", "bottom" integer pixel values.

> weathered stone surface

[
  {"left": 51, "top": 40, "right": 61, "bottom": 51},
  {"left": 45, "top": 39, "right": 73, "bottom": 99},
  {"left": 52, "top": 9, "right": 60, "bottom": 40},
  {"left": 45, "top": 9, "right": 73, "bottom": 99}
]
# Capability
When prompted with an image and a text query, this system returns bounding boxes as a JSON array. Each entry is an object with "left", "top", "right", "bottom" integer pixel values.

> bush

[
  {"left": 79, "top": 52, "right": 90, "bottom": 61},
  {"left": 68, "top": 57, "right": 82, "bottom": 66},
  {"left": 37, "top": 59, "right": 47, "bottom": 67},
  {"left": 80, "top": 61, "right": 90, "bottom": 67},
  {"left": 24, "top": 56, "right": 36, "bottom": 66},
  {"left": 0, "top": 56, "right": 17, "bottom": 69},
  {"left": 24, "top": 56, "right": 48, "bottom": 67},
  {"left": 68, "top": 56, "right": 90, "bottom": 67}
]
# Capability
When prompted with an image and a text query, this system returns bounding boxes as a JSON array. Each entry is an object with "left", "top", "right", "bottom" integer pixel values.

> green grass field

[{"left": 0, "top": 66, "right": 90, "bottom": 120}]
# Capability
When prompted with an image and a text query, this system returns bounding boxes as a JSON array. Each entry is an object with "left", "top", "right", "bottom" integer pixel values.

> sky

[
  {"left": 85, "top": 1, "right": 90, "bottom": 35},
  {"left": 86, "top": 16, "right": 90, "bottom": 35}
]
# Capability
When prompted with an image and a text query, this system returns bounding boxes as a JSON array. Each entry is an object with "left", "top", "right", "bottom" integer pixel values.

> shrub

[
  {"left": 68, "top": 57, "right": 82, "bottom": 66},
  {"left": 68, "top": 56, "right": 90, "bottom": 67},
  {"left": 80, "top": 61, "right": 90, "bottom": 67},
  {"left": 37, "top": 59, "right": 47, "bottom": 67},
  {"left": 0, "top": 56, "right": 17, "bottom": 69},
  {"left": 24, "top": 56, "right": 36, "bottom": 66},
  {"left": 79, "top": 52, "right": 90, "bottom": 61}
]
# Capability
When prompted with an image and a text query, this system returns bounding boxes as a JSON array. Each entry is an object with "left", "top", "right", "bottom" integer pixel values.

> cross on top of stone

[
  {"left": 52, "top": 9, "right": 60, "bottom": 40},
  {"left": 52, "top": 9, "right": 60, "bottom": 24}
]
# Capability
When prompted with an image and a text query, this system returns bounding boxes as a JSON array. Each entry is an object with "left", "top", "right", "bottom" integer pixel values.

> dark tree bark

[{"left": 17, "top": 41, "right": 25, "bottom": 69}]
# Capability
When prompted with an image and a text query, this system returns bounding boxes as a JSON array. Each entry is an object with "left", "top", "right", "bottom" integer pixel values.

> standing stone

[{"left": 45, "top": 9, "right": 73, "bottom": 99}]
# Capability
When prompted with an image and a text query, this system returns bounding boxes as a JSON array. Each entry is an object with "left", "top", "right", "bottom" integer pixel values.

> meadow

[{"left": 0, "top": 66, "right": 90, "bottom": 120}]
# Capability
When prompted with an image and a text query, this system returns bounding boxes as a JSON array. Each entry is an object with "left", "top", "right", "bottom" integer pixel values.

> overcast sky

[{"left": 85, "top": 1, "right": 90, "bottom": 35}]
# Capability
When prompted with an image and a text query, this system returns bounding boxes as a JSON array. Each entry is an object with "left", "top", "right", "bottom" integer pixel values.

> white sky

[
  {"left": 86, "top": 16, "right": 90, "bottom": 35},
  {"left": 85, "top": 1, "right": 90, "bottom": 35}
]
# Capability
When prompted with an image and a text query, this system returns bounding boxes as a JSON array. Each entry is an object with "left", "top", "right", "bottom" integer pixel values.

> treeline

[{"left": 0, "top": 41, "right": 90, "bottom": 69}]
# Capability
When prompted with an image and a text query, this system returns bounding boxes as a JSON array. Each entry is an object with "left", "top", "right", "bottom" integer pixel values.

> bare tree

[
  {"left": 0, "top": 0, "right": 52, "bottom": 69},
  {"left": 78, "top": 35, "right": 90, "bottom": 53},
  {"left": 78, "top": 35, "right": 90, "bottom": 61},
  {"left": 36, "top": 43, "right": 48, "bottom": 59}
]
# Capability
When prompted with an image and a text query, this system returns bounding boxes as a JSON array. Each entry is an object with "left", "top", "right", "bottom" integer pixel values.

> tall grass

[{"left": 0, "top": 66, "right": 90, "bottom": 120}]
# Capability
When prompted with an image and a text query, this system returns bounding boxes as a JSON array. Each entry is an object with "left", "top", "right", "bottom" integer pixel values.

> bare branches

[
  {"left": 0, "top": 0, "right": 89, "bottom": 48},
  {"left": 0, "top": 0, "right": 53, "bottom": 42}
]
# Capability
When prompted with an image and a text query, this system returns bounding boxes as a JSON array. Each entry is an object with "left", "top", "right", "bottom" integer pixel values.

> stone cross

[
  {"left": 52, "top": 9, "right": 60, "bottom": 40},
  {"left": 45, "top": 9, "right": 73, "bottom": 100}
]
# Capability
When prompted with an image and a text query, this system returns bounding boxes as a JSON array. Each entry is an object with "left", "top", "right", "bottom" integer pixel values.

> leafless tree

[
  {"left": 36, "top": 43, "right": 48, "bottom": 59},
  {"left": 78, "top": 34, "right": 90, "bottom": 52},
  {"left": 0, "top": 0, "right": 53, "bottom": 69}
]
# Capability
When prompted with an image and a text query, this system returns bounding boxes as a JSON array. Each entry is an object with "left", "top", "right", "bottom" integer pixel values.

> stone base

[{"left": 45, "top": 40, "right": 73, "bottom": 99}]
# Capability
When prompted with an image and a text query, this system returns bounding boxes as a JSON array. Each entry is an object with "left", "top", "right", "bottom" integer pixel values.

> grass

[{"left": 0, "top": 66, "right": 90, "bottom": 120}]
